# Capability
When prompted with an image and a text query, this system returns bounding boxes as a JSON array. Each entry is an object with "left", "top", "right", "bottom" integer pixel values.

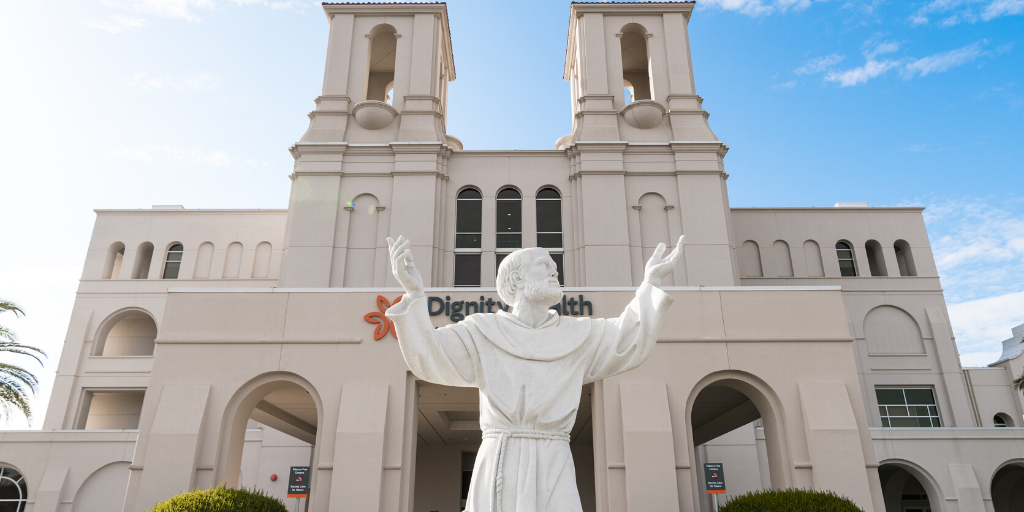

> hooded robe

[{"left": 386, "top": 282, "right": 672, "bottom": 512}]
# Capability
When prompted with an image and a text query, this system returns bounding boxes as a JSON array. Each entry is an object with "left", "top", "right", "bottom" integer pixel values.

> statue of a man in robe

[{"left": 385, "top": 235, "right": 683, "bottom": 512}]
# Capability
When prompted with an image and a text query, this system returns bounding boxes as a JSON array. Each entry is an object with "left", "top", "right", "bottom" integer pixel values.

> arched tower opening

[{"left": 366, "top": 24, "right": 398, "bottom": 103}]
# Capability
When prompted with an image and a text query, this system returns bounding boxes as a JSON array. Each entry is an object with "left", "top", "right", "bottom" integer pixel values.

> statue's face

[{"left": 516, "top": 248, "right": 562, "bottom": 307}]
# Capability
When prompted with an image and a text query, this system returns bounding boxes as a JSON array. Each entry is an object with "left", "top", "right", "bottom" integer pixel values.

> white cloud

[
  {"left": 697, "top": 0, "right": 827, "bottom": 16},
  {"left": 825, "top": 59, "right": 900, "bottom": 86},
  {"left": 949, "top": 290, "right": 1024, "bottom": 363},
  {"left": 771, "top": 81, "right": 798, "bottom": 90},
  {"left": 865, "top": 41, "right": 900, "bottom": 59},
  {"left": 84, "top": 15, "right": 146, "bottom": 33},
  {"left": 113, "top": 145, "right": 269, "bottom": 168},
  {"left": 130, "top": 72, "right": 222, "bottom": 93},
  {"left": 920, "top": 197, "right": 1024, "bottom": 366},
  {"left": 902, "top": 41, "right": 986, "bottom": 78},
  {"left": 982, "top": 0, "right": 1024, "bottom": 20},
  {"left": 909, "top": 0, "right": 1024, "bottom": 25},
  {"left": 97, "top": 0, "right": 298, "bottom": 23},
  {"left": 795, "top": 53, "right": 845, "bottom": 75}
]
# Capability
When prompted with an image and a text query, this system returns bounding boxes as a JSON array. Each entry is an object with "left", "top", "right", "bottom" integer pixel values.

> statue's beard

[{"left": 522, "top": 279, "right": 563, "bottom": 308}]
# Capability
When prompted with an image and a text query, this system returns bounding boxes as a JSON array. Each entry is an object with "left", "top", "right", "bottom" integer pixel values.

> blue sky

[{"left": 0, "top": 0, "right": 1021, "bottom": 428}]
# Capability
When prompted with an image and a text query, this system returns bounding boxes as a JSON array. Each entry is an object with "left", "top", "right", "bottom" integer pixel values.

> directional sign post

[
  {"left": 288, "top": 466, "right": 310, "bottom": 512},
  {"left": 704, "top": 463, "right": 726, "bottom": 512}
]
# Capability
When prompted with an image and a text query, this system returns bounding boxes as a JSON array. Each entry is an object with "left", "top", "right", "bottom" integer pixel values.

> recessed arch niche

[{"left": 94, "top": 309, "right": 157, "bottom": 356}]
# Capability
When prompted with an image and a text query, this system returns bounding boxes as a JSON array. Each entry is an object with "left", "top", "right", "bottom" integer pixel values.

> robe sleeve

[
  {"left": 386, "top": 294, "right": 479, "bottom": 387},
  {"left": 584, "top": 281, "right": 673, "bottom": 383}
]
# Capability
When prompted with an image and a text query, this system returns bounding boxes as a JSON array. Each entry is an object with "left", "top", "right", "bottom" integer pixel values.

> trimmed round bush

[
  {"left": 720, "top": 488, "right": 864, "bottom": 512},
  {"left": 149, "top": 485, "right": 288, "bottom": 512}
]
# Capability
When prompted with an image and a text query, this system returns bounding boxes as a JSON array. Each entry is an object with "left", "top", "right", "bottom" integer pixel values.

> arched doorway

[
  {"left": 216, "top": 373, "right": 323, "bottom": 510},
  {"left": 878, "top": 461, "right": 941, "bottom": 512},
  {"left": 991, "top": 461, "right": 1024, "bottom": 512},
  {"left": 687, "top": 373, "right": 792, "bottom": 512}
]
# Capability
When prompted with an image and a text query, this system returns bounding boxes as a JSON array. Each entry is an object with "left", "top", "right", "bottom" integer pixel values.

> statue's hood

[{"left": 460, "top": 310, "right": 592, "bottom": 362}]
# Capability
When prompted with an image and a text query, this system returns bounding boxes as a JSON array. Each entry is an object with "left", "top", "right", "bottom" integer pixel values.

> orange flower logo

[{"left": 364, "top": 295, "right": 403, "bottom": 340}]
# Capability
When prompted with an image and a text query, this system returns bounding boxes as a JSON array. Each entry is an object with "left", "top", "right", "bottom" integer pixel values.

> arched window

[
  {"left": 222, "top": 242, "right": 243, "bottom": 279},
  {"left": 803, "top": 240, "right": 825, "bottom": 277},
  {"left": 193, "top": 242, "right": 214, "bottom": 279},
  {"left": 536, "top": 188, "right": 564, "bottom": 285},
  {"left": 773, "top": 240, "right": 794, "bottom": 277},
  {"left": 252, "top": 242, "right": 273, "bottom": 279},
  {"left": 455, "top": 189, "right": 482, "bottom": 287},
  {"left": 994, "top": 413, "right": 1013, "bottom": 427},
  {"left": 739, "top": 240, "right": 762, "bottom": 278},
  {"left": 496, "top": 188, "right": 522, "bottom": 249},
  {"left": 131, "top": 242, "right": 154, "bottom": 279},
  {"left": 864, "top": 240, "right": 888, "bottom": 276},
  {"left": 102, "top": 242, "right": 125, "bottom": 279},
  {"left": 835, "top": 241, "right": 857, "bottom": 277},
  {"left": 894, "top": 240, "right": 917, "bottom": 276},
  {"left": 0, "top": 466, "right": 27, "bottom": 511},
  {"left": 367, "top": 24, "right": 397, "bottom": 103},
  {"left": 619, "top": 24, "right": 652, "bottom": 102},
  {"left": 162, "top": 243, "right": 184, "bottom": 279}
]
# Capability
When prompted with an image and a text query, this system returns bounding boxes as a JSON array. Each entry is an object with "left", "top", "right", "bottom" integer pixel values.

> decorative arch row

[
  {"left": 454, "top": 186, "right": 563, "bottom": 287},
  {"left": 879, "top": 458, "right": 1024, "bottom": 512},
  {"left": 738, "top": 239, "right": 918, "bottom": 278},
  {"left": 101, "top": 241, "right": 274, "bottom": 280}
]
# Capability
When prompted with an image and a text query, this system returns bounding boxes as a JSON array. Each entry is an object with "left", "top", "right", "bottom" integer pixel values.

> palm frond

[
  {"left": 0, "top": 326, "right": 15, "bottom": 343},
  {"left": 0, "top": 300, "right": 24, "bottom": 318},
  {"left": 0, "top": 341, "right": 46, "bottom": 366},
  {"left": 0, "top": 376, "right": 33, "bottom": 422},
  {"left": 1014, "top": 373, "right": 1024, "bottom": 393}
]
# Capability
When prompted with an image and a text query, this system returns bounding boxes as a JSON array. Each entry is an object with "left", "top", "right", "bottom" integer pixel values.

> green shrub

[
  {"left": 719, "top": 488, "right": 864, "bottom": 512},
  {"left": 149, "top": 485, "right": 288, "bottom": 512}
]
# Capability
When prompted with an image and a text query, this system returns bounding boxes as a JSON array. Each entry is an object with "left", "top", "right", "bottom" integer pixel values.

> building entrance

[{"left": 413, "top": 383, "right": 596, "bottom": 512}]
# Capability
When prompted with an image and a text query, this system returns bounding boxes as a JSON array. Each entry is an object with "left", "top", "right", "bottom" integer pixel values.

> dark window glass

[
  {"left": 876, "top": 388, "right": 940, "bottom": 428},
  {"left": 0, "top": 468, "right": 25, "bottom": 511},
  {"left": 995, "top": 415, "right": 1007, "bottom": 427},
  {"left": 550, "top": 253, "right": 564, "bottom": 286},
  {"left": 537, "top": 233, "right": 563, "bottom": 248},
  {"left": 162, "top": 243, "right": 184, "bottom": 279},
  {"left": 836, "top": 241, "right": 856, "bottom": 277},
  {"left": 536, "top": 188, "right": 562, "bottom": 249},
  {"left": 495, "top": 253, "right": 507, "bottom": 274},
  {"left": 456, "top": 189, "right": 482, "bottom": 249},
  {"left": 454, "top": 254, "right": 481, "bottom": 287},
  {"left": 537, "top": 188, "right": 560, "bottom": 199},
  {"left": 496, "top": 188, "right": 522, "bottom": 249}
]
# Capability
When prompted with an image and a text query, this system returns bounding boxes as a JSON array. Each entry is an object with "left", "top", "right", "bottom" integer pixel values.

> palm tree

[
  {"left": 1014, "top": 372, "right": 1024, "bottom": 394},
  {"left": 0, "top": 299, "right": 47, "bottom": 422}
]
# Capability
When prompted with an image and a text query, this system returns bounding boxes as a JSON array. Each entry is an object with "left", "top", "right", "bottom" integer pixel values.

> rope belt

[{"left": 481, "top": 428, "right": 571, "bottom": 512}]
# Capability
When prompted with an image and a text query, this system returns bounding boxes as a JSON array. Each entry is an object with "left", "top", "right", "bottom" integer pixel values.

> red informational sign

[{"left": 287, "top": 466, "right": 310, "bottom": 498}]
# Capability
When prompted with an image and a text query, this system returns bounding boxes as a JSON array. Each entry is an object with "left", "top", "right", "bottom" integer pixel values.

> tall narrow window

[
  {"left": 162, "top": 243, "right": 184, "bottom": 279},
  {"left": 223, "top": 242, "right": 243, "bottom": 279},
  {"left": 620, "top": 24, "right": 652, "bottom": 102},
  {"left": 865, "top": 240, "right": 888, "bottom": 276},
  {"left": 536, "top": 188, "right": 564, "bottom": 285},
  {"left": 496, "top": 188, "right": 522, "bottom": 249},
  {"left": 835, "top": 241, "right": 857, "bottom": 277},
  {"left": 455, "top": 188, "right": 482, "bottom": 287},
  {"left": 894, "top": 240, "right": 917, "bottom": 277},
  {"left": 252, "top": 242, "right": 273, "bottom": 279},
  {"left": 102, "top": 242, "right": 125, "bottom": 279},
  {"left": 367, "top": 25, "right": 397, "bottom": 103},
  {"left": 132, "top": 242, "right": 154, "bottom": 279}
]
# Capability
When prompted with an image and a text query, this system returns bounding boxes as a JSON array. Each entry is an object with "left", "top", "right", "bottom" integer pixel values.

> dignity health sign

[{"left": 364, "top": 293, "right": 595, "bottom": 340}]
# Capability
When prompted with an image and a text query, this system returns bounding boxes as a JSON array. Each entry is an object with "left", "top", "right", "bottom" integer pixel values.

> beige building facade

[{"left": 6, "top": 2, "right": 1024, "bottom": 511}]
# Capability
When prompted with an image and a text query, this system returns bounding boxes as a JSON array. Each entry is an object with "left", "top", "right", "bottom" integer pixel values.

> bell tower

[
  {"left": 560, "top": 2, "right": 737, "bottom": 286},
  {"left": 280, "top": 3, "right": 457, "bottom": 288}
]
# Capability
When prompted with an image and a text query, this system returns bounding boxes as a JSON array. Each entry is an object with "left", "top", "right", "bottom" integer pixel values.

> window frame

[
  {"left": 875, "top": 387, "right": 941, "bottom": 428},
  {"left": 835, "top": 241, "right": 857, "bottom": 277},
  {"left": 495, "top": 187, "right": 523, "bottom": 250},
  {"left": 0, "top": 466, "right": 27, "bottom": 512},
  {"left": 162, "top": 243, "right": 184, "bottom": 280},
  {"left": 535, "top": 187, "right": 563, "bottom": 251}
]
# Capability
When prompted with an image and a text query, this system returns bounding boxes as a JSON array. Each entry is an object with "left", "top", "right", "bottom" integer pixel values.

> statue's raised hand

[
  {"left": 644, "top": 235, "right": 684, "bottom": 287},
  {"left": 387, "top": 236, "right": 425, "bottom": 299}
]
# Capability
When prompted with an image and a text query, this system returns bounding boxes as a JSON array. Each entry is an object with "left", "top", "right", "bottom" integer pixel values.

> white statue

[{"left": 385, "top": 235, "right": 683, "bottom": 512}]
